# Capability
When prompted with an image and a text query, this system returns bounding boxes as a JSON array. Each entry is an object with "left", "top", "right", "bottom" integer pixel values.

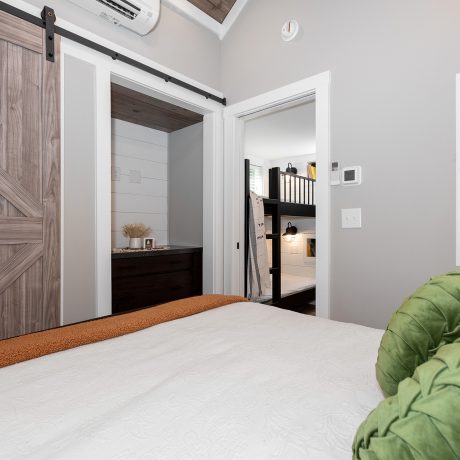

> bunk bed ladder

[
  {"left": 268, "top": 167, "right": 282, "bottom": 303},
  {"left": 244, "top": 160, "right": 281, "bottom": 303}
]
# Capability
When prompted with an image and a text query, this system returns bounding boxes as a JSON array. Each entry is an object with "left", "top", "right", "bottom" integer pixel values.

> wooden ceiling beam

[
  {"left": 186, "top": 0, "right": 237, "bottom": 24},
  {"left": 111, "top": 83, "right": 203, "bottom": 133}
]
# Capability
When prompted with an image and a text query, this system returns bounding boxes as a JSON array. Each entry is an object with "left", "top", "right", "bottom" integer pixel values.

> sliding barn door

[{"left": 0, "top": 10, "right": 60, "bottom": 339}]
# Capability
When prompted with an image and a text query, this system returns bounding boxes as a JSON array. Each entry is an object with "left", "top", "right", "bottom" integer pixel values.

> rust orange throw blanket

[{"left": 0, "top": 295, "right": 246, "bottom": 368}]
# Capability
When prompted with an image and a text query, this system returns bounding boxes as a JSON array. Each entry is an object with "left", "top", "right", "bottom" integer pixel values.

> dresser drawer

[{"left": 112, "top": 253, "right": 194, "bottom": 279}]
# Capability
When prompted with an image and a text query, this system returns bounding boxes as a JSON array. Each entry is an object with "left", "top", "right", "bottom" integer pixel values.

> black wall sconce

[
  {"left": 282, "top": 222, "right": 298, "bottom": 241},
  {"left": 286, "top": 162, "right": 297, "bottom": 174}
]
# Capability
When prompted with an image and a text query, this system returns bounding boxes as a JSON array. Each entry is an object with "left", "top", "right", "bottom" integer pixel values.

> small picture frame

[{"left": 144, "top": 238, "right": 154, "bottom": 250}]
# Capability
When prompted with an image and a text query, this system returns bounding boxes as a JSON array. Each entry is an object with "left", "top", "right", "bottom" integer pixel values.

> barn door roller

[{"left": 41, "top": 6, "right": 56, "bottom": 62}]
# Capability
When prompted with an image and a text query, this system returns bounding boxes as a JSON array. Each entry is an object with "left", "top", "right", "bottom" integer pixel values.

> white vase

[{"left": 129, "top": 237, "right": 142, "bottom": 249}]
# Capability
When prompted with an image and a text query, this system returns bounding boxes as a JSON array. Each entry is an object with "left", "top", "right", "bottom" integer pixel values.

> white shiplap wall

[{"left": 111, "top": 119, "right": 169, "bottom": 248}]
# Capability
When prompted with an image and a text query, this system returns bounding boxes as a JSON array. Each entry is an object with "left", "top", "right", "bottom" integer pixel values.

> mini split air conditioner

[{"left": 68, "top": 0, "right": 160, "bottom": 36}]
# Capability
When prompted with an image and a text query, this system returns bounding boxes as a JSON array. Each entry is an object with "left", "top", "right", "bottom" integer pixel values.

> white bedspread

[{"left": 0, "top": 302, "right": 384, "bottom": 460}]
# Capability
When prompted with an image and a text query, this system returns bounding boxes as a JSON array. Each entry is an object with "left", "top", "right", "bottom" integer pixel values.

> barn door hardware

[
  {"left": 41, "top": 6, "right": 56, "bottom": 62},
  {"left": 0, "top": 1, "right": 226, "bottom": 105}
]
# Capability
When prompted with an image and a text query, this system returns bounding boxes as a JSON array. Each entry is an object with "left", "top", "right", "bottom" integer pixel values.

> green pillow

[
  {"left": 376, "top": 271, "right": 460, "bottom": 397},
  {"left": 353, "top": 341, "right": 460, "bottom": 460}
]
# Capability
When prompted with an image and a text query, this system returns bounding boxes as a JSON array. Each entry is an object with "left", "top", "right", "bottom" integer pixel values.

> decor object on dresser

[
  {"left": 122, "top": 223, "right": 152, "bottom": 249},
  {"left": 376, "top": 271, "right": 460, "bottom": 397},
  {"left": 354, "top": 340, "right": 460, "bottom": 460},
  {"left": 112, "top": 246, "right": 203, "bottom": 314},
  {"left": 144, "top": 238, "right": 155, "bottom": 250}
]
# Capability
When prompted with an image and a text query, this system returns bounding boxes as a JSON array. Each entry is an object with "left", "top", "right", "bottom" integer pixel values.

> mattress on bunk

[{"left": 258, "top": 272, "right": 315, "bottom": 301}]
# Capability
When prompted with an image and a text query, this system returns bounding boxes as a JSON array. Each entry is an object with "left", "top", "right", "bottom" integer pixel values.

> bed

[
  {"left": 257, "top": 273, "right": 316, "bottom": 302},
  {"left": 0, "top": 300, "right": 384, "bottom": 460}
]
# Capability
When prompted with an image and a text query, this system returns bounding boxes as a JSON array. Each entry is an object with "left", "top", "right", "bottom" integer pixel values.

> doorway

[
  {"left": 110, "top": 81, "right": 205, "bottom": 314},
  {"left": 60, "top": 38, "right": 225, "bottom": 324},
  {"left": 223, "top": 73, "right": 331, "bottom": 318},
  {"left": 244, "top": 98, "right": 317, "bottom": 315}
]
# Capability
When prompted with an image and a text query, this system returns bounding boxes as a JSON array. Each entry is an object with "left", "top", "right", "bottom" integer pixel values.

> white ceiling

[{"left": 244, "top": 100, "right": 316, "bottom": 160}]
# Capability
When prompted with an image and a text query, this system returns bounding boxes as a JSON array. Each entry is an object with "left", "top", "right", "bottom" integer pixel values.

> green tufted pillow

[
  {"left": 376, "top": 271, "right": 460, "bottom": 397},
  {"left": 353, "top": 341, "right": 460, "bottom": 460}
]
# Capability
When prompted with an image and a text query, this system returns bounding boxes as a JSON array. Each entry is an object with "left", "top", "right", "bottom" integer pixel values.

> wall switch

[
  {"left": 112, "top": 166, "right": 121, "bottom": 182},
  {"left": 341, "top": 208, "right": 362, "bottom": 229},
  {"left": 129, "top": 170, "right": 142, "bottom": 184}
]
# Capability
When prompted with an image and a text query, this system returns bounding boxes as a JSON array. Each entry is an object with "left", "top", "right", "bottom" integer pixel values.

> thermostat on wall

[{"left": 341, "top": 166, "right": 362, "bottom": 186}]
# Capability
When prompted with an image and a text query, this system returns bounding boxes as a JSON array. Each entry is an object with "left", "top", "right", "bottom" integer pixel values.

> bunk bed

[{"left": 244, "top": 159, "right": 316, "bottom": 313}]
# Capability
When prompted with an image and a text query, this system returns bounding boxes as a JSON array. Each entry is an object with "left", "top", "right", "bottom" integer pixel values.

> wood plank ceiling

[
  {"left": 187, "top": 0, "right": 237, "bottom": 24},
  {"left": 111, "top": 83, "right": 203, "bottom": 133}
]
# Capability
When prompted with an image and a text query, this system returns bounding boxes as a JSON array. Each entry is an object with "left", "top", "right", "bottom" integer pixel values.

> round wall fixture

[{"left": 281, "top": 19, "right": 299, "bottom": 42}]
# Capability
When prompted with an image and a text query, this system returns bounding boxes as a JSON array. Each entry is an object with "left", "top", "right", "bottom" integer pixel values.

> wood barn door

[{"left": 0, "top": 10, "right": 60, "bottom": 339}]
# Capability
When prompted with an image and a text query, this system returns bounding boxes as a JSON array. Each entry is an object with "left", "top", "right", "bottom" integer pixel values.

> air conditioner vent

[
  {"left": 68, "top": 0, "right": 160, "bottom": 35},
  {"left": 95, "top": 0, "right": 138, "bottom": 20}
]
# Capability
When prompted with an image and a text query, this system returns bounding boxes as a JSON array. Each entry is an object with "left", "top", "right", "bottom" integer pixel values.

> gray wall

[
  {"left": 169, "top": 123, "right": 204, "bottom": 246},
  {"left": 222, "top": 0, "right": 460, "bottom": 328},
  {"left": 22, "top": 0, "right": 221, "bottom": 90},
  {"left": 63, "top": 56, "right": 97, "bottom": 325}
]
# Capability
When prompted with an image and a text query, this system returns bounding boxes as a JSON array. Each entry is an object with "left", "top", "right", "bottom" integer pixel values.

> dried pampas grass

[{"left": 122, "top": 223, "right": 152, "bottom": 238}]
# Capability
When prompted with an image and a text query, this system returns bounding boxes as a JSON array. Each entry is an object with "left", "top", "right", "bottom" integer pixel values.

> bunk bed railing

[{"left": 279, "top": 171, "right": 316, "bottom": 205}]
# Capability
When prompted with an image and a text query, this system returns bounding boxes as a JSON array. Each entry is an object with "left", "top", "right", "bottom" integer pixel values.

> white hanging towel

[{"left": 248, "top": 192, "right": 271, "bottom": 300}]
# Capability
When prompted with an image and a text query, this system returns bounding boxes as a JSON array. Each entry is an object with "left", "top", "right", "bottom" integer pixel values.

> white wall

[
  {"left": 223, "top": 0, "right": 459, "bottom": 328},
  {"left": 169, "top": 122, "right": 204, "bottom": 246},
  {"left": 244, "top": 101, "right": 316, "bottom": 159},
  {"left": 111, "top": 119, "right": 169, "bottom": 248}
]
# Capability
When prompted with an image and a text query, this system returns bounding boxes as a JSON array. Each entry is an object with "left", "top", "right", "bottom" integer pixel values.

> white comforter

[{"left": 0, "top": 302, "right": 384, "bottom": 460}]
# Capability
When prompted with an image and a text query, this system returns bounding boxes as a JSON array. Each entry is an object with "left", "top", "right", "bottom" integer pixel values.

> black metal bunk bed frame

[{"left": 245, "top": 159, "right": 316, "bottom": 313}]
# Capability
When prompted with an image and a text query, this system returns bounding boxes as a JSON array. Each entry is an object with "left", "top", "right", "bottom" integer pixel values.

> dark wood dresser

[{"left": 112, "top": 246, "right": 203, "bottom": 314}]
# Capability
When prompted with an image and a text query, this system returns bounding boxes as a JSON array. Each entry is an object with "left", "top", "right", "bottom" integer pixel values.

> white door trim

[
  {"left": 223, "top": 72, "right": 332, "bottom": 318},
  {"left": 61, "top": 38, "right": 224, "bottom": 319},
  {"left": 456, "top": 74, "right": 460, "bottom": 266}
]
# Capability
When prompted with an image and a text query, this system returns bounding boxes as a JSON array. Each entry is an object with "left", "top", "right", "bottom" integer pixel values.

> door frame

[
  {"left": 223, "top": 72, "right": 332, "bottom": 318},
  {"left": 456, "top": 74, "right": 460, "bottom": 266},
  {"left": 60, "top": 38, "right": 224, "bottom": 320}
]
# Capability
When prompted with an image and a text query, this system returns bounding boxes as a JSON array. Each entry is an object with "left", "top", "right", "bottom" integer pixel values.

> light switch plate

[
  {"left": 342, "top": 208, "right": 362, "bottom": 229},
  {"left": 129, "top": 170, "right": 142, "bottom": 184}
]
